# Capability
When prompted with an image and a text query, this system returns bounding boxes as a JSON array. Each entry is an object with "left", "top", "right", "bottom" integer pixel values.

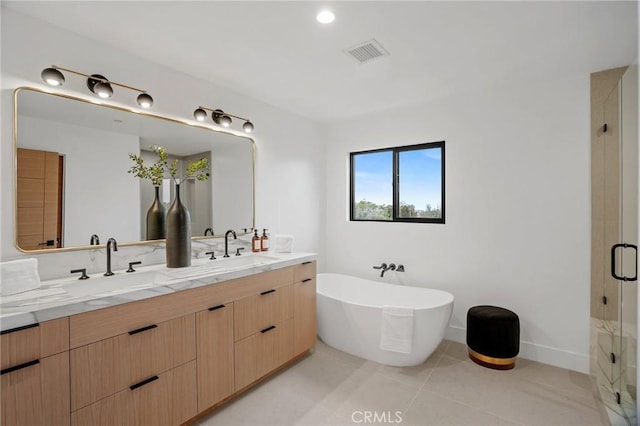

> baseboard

[{"left": 445, "top": 325, "right": 590, "bottom": 373}]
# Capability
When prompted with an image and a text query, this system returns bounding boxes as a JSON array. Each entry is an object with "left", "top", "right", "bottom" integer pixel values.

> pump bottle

[
  {"left": 260, "top": 229, "right": 269, "bottom": 251},
  {"left": 252, "top": 229, "right": 261, "bottom": 253}
]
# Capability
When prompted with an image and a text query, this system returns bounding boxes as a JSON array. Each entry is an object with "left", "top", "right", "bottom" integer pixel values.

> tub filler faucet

[{"left": 373, "top": 262, "right": 405, "bottom": 277}]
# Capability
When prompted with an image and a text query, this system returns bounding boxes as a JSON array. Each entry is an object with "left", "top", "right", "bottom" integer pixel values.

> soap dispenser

[
  {"left": 260, "top": 229, "right": 269, "bottom": 251},
  {"left": 252, "top": 229, "right": 261, "bottom": 253}
]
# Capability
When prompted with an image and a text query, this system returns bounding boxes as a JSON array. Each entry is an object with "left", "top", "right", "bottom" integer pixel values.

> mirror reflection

[{"left": 14, "top": 87, "right": 255, "bottom": 252}]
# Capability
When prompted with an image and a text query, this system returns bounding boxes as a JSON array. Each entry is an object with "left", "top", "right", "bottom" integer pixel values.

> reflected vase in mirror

[
  {"left": 166, "top": 183, "right": 191, "bottom": 267},
  {"left": 146, "top": 186, "right": 166, "bottom": 240}
]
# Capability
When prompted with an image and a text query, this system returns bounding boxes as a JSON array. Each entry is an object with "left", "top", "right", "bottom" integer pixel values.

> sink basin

[
  {"left": 61, "top": 271, "right": 166, "bottom": 297},
  {"left": 213, "top": 254, "right": 279, "bottom": 269},
  {"left": 165, "top": 254, "right": 280, "bottom": 279},
  {"left": 60, "top": 254, "right": 281, "bottom": 297}
]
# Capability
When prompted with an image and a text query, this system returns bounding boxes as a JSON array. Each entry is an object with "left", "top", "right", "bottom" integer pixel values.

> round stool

[{"left": 466, "top": 305, "right": 519, "bottom": 370}]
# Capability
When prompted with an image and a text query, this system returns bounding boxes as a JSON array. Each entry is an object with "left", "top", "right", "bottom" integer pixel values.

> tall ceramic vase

[
  {"left": 166, "top": 183, "right": 191, "bottom": 267},
  {"left": 146, "top": 186, "right": 166, "bottom": 240}
]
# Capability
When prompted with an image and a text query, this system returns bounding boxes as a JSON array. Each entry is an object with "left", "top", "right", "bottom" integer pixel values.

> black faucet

[
  {"left": 105, "top": 237, "right": 118, "bottom": 276},
  {"left": 204, "top": 228, "right": 214, "bottom": 236},
  {"left": 224, "top": 230, "right": 237, "bottom": 258},
  {"left": 373, "top": 262, "right": 396, "bottom": 277},
  {"left": 90, "top": 234, "right": 100, "bottom": 245}
]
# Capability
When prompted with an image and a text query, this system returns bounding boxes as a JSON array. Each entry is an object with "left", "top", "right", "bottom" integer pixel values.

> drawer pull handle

[
  {"left": 208, "top": 304, "right": 226, "bottom": 311},
  {"left": 302, "top": 278, "right": 312, "bottom": 283},
  {"left": 260, "top": 325, "right": 276, "bottom": 334},
  {"left": 302, "top": 261, "right": 312, "bottom": 265},
  {"left": 130, "top": 375, "right": 159, "bottom": 391},
  {"left": 1, "top": 359, "right": 39, "bottom": 375},
  {"left": 128, "top": 324, "right": 158, "bottom": 335},
  {"left": 1, "top": 322, "right": 39, "bottom": 335},
  {"left": 260, "top": 289, "right": 276, "bottom": 296}
]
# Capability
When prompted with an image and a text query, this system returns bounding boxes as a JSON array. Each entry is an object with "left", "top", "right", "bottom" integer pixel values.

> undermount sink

[
  {"left": 60, "top": 254, "right": 281, "bottom": 297},
  {"left": 60, "top": 270, "right": 166, "bottom": 297},
  {"left": 165, "top": 254, "right": 280, "bottom": 280},
  {"left": 213, "top": 254, "right": 279, "bottom": 269}
]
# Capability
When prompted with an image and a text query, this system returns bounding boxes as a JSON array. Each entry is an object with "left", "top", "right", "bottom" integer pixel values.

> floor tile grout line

[
  {"left": 401, "top": 349, "right": 444, "bottom": 415},
  {"left": 417, "top": 386, "right": 528, "bottom": 426}
]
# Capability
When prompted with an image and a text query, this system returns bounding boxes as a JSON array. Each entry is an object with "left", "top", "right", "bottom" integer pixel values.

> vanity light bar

[
  {"left": 41, "top": 65, "right": 154, "bottom": 109},
  {"left": 193, "top": 106, "right": 254, "bottom": 133}
]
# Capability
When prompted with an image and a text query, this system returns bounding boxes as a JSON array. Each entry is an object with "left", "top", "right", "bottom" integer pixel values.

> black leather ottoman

[{"left": 467, "top": 305, "right": 519, "bottom": 370}]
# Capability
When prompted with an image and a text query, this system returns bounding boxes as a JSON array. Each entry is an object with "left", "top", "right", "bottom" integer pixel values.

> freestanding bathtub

[{"left": 316, "top": 273, "right": 454, "bottom": 367}]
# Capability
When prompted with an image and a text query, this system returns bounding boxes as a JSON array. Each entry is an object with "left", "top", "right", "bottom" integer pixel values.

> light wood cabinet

[
  {"left": 70, "top": 314, "right": 196, "bottom": 411},
  {"left": 234, "top": 283, "right": 293, "bottom": 341},
  {"left": 235, "top": 318, "right": 294, "bottom": 390},
  {"left": 2, "top": 260, "right": 315, "bottom": 425},
  {"left": 1, "top": 318, "right": 70, "bottom": 426},
  {"left": 71, "top": 360, "right": 197, "bottom": 426},
  {"left": 294, "top": 271, "right": 317, "bottom": 355},
  {"left": 196, "top": 303, "right": 234, "bottom": 412}
]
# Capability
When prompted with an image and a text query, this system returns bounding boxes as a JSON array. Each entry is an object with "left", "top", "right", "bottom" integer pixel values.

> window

[{"left": 350, "top": 141, "right": 445, "bottom": 223}]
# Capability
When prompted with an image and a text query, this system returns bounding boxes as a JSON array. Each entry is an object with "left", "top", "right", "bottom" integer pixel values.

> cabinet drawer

[
  {"left": 235, "top": 318, "right": 294, "bottom": 391},
  {"left": 234, "top": 284, "right": 293, "bottom": 341},
  {"left": 1, "top": 351, "right": 70, "bottom": 426},
  {"left": 294, "top": 261, "right": 316, "bottom": 283},
  {"left": 1, "top": 317, "right": 69, "bottom": 369},
  {"left": 70, "top": 314, "right": 195, "bottom": 411},
  {"left": 71, "top": 360, "right": 197, "bottom": 426}
]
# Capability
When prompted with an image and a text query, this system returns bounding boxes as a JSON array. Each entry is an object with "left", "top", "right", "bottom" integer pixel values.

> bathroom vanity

[{"left": 0, "top": 253, "right": 317, "bottom": 426}]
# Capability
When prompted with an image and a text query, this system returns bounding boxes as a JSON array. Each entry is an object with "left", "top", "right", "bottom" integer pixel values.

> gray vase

[
  {"left": 146, "top": 186, "right": 166, "bottom": 240},
  {"left": 166, "top": 183, "right": 191, "bottom": 268}
]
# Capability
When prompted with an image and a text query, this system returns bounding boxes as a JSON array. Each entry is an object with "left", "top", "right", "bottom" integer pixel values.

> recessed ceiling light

[{"left": 316, "top": 10, "right": 335, "bottom": 24}]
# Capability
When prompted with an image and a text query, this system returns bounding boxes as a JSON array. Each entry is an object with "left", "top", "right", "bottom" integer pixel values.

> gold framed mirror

[{"left": 14, "top": 87, "right": 255, "bottom": 252}]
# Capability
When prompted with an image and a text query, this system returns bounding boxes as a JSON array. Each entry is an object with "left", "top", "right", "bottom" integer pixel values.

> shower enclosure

[{"left": 591, "top": 64, "right": 639, "bottom": 425}]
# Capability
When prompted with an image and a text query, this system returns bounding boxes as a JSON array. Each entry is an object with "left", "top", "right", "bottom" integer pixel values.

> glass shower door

[
  {"left": 615, "top": 64, "right": 638, "bottom": 423},
  {"left": 598, "top": 64, "right": 638, "bottom": 425}
]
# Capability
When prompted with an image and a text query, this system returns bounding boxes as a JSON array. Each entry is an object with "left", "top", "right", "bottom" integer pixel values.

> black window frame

[{"left": 349, "top": 141, "right": 445, "bottom": 224}]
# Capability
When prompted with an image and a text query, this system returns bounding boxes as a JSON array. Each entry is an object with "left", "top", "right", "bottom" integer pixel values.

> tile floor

[{"left": 196, "top": 340, "right": 608, "bottom": 426}]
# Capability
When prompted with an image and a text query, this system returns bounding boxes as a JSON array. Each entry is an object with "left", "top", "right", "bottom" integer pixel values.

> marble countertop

[{"left": 0, "top": 252, "right": 316, "bottom": 332}]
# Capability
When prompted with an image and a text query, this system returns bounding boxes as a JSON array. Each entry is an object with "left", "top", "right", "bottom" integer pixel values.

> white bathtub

[{"left": 316, "top": 273, "right": 454, "bottom": 367}]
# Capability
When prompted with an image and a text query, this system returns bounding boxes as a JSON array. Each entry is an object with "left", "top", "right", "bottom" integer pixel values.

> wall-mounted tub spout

[{"left": 373, "top": 262, "right": 405, "bottom": 277}]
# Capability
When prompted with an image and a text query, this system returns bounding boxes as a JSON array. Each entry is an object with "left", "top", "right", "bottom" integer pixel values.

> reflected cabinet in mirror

[{"left": 14, "top": 87, "right": 255, "bottom": 252}]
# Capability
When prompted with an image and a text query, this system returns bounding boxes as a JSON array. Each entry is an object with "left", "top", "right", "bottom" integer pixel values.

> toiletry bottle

[
  {"left": 260, "top": 229, "right": 269, "bottom": 251},
  {"left": 252, "top": 229, "right": 261, "bottom": 253}
]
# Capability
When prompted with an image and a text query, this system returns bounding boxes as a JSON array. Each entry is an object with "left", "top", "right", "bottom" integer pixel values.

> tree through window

[{"left": 350, "top": 141, "right": 445, "bottom": 223}]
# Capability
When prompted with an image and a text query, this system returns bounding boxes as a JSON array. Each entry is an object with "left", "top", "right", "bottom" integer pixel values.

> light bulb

[
  {"left": 94, "top": 81, "right": 113, "bottom": 99},
  {"left": 194, "top": 108, "right": 207, "bottom": 121},
  {"left": 243, "top": 121, "right": 254, "bottom": 133},
  {"left": 137, "top": 93, "right": 153, "bottom": 108},
  {"left": 41, "top": 68, "right": 65, "bottom": 86},
  {"left": 220, "top": 115, "right": 232, "bottom": 127}
]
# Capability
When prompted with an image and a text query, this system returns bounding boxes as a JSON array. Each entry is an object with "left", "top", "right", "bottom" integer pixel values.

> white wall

[
  {"left": 325, "top": 75, "right": 591, "bottom": 372},
  {"left": 1, "top": 8, "right": 325, "bottom": 279},
  {"left": 19, "top": 115, "right": 140, "bottom": 246}
]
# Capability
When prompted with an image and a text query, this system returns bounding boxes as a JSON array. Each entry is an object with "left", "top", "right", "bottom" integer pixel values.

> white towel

[
  {"left": 273, "top": 235, "right": 294, "bottom": 253},
  {"left": 379, "top": 306, "right": 414, "bottom": 354},
  {"left": 0, "top": 258, "right": 41, "bottom": 296}
]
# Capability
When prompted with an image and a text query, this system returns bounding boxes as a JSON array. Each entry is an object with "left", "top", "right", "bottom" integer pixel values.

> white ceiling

[{"left": 4, "top": 1, "right": 638, "bottom": 123}]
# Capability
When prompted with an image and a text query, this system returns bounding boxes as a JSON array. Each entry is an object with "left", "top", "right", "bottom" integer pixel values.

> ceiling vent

[{"left": 344, "top": 38, "right": 389, "bottom": 64}]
